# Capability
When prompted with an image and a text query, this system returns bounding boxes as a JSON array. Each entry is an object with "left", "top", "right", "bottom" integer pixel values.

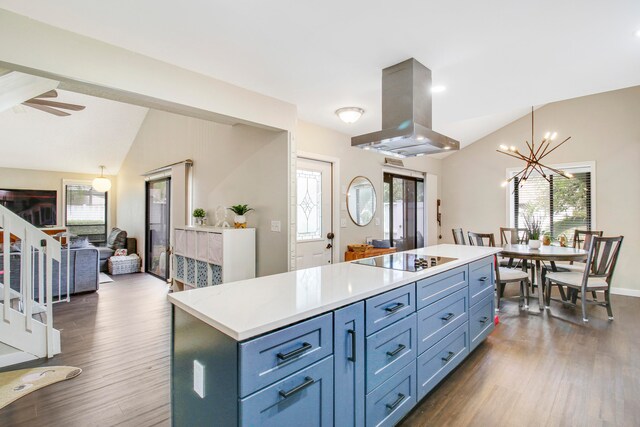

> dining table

[{"left": 500, "top": 244, "right": 589, "bottom": 311}]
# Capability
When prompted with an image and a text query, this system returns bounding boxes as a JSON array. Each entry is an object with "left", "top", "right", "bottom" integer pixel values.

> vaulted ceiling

[{"left": 1, "top": 1, "right": 639, "bottom": 150}]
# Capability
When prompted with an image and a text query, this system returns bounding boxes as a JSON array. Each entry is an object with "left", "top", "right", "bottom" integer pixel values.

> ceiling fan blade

[
  {"left": 23, "top": 102, "right": 71, "bottom": 117},
  {"left": 23, "top": 98, "right": 85, "bottom": 111},
  {"left": 34, "top": 90, "right": 58, "bottom": 99}
]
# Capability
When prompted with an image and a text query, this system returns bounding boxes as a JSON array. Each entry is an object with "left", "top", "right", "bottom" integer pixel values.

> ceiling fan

[{"left": 21, "top": 90, "right": 86, "bottom": 117}]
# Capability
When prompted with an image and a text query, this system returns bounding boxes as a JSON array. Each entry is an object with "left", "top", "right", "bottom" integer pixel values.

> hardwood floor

[{"left": 0, "top": 274, "right": 638, "bottom": 426}]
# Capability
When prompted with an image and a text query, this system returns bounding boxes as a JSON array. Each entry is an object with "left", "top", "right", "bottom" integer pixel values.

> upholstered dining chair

[
  {"left": 452, "top": 228, "right": 466, "bottom": 245},
  {"left": 545, "top": 235, "right": 623, "bottom": 322},
  {"left": 468, "top": 231, "right": 531, "bottom": 310}
]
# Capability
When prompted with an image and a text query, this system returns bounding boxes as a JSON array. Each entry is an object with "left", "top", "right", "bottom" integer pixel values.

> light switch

[
  {"left": 375, "top": 217, "right": 380, "bottom": 226},
  {"left": 341, "top": 217, "right": 347, "bottom": 228},
  {"left": 194, "top": 360, "right": 205, "bottom": 398},
  {"left": 271, "top": 220, "right": 281, "bottom": 232}
]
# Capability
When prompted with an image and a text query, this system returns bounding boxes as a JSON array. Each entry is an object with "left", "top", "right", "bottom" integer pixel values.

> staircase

[{"left": 0, "top": 204, "right": 62, "bottom": 368}]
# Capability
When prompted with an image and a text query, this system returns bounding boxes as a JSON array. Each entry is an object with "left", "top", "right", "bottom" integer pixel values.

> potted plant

[
  {"left": 524, "top": 214, "right": 542, "bottom": 249},
  {"left": 228, "top": 204, "right": 253, "bottom": 229},
  {"left": 193, "top": 208, "right": 207, "bottom": 226}
]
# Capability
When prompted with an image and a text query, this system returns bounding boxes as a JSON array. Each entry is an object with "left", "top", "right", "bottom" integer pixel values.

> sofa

[{"left": 0, "top": 244, "right": 100, "bottom": 299}]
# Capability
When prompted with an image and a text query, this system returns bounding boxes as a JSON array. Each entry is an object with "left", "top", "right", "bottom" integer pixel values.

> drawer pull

[
  {"left": 441, "top": 351, "right": 455, "bottom": 363},
  {"left": 385, "top": 393, "right": 406, "bottom": 411},
  {"left": 347, "top": 329, "right": 357, "bottom": 362},
  {"left": 278, "top": 376, "right": 315, "bottom": 399},
  {"left": 479, "top": 316, "right": 489, "bottom": 324},
  {"left": 277, "top": 342, "right": 312, "bottom": 361},
  {"left": 441, "top": 312, "right": 455, "bottom": 321},
  {"left": 478, "top": 276, "right": 489, "bottom": 282},
  {"left": 386, "top": 343, "right": 406, "bottom": 357},
  {"left": 384, "top": 302, "right": 405, "bottom": 314}
]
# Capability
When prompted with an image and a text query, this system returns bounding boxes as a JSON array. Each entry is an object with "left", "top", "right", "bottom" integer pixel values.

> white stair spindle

[
  {"left": 2, "top": 214, "right": 10, "bottom": 322},
  {"left": 23, "top": 229, "right": 33, "bottom": 333}
]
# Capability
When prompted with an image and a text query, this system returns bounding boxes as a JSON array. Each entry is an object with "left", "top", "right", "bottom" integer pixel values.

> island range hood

[{"left": 352, "top": 58, "right": 459, "bottom": 157}]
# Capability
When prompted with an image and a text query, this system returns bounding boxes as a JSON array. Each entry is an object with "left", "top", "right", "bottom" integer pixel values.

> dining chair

[
  {"left": 452, "top": 228, "right": 466, "bottom": 245},
  {"left": 545, "top": 235, "right": 624, "bottom": 322},
  {"left": 499, "top": 227, "right": 529, "bottom": 245},
  {"left": 468, "top": 231, "right": 531, "bottom": 310}
]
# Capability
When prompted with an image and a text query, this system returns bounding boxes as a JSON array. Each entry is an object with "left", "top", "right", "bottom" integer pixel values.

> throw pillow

[
  {"left": 114, "top": 249, "right": 128, "bottom": 256},
  {"left": 106, "top": 228, "right": 127, "bottom": 250},
  {"left": 70, "top": 236, "right": 90, "bottom": 249}
]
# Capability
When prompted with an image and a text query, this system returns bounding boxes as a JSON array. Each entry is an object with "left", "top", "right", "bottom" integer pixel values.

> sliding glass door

[
  {"left": 383, "top": 173, "right": 425, "bottom": 251},
  {"left": 145, "top": 177, "right": 171, "bottom": 281}
]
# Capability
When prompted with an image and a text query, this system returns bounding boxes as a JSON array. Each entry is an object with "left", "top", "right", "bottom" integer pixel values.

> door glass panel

[
  {"left": 384, "top": 173, "right": 424, "bottom": 251},
  {"left": 383, "top": 180, "right": 391, "bottom": 242},
  {"left": 392, "top": 177, "right": 406, "bottom": 249},
  {"left": 416, "top": 181, "right": 425, "bottom": 247},
  {"left": 297, "top": 169, "right": 322, "bottom": 241},
  {"left": 147, "top": 178, "right": 170, "bottom": 280}
]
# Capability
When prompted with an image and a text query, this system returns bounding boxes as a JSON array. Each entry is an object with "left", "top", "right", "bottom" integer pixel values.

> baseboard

[{"left": 610, "top": 287, "right": 640, "bottom": 297}]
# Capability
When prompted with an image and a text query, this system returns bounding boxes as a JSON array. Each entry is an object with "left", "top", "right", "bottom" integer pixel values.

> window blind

[{"left": 65, "top": 184, "right": 108, "bottom": 243}]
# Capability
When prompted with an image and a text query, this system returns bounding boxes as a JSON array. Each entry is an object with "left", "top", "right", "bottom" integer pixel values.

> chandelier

[{"left": 498, "top": 107, "right": 573, "bottom": 187}]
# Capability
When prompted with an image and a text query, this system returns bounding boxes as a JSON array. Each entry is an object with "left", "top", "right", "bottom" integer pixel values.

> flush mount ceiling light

[
  {"left": 92, "top": 165, "right": 112, "bottom": 192},
  {"left": 335, "top": 107, "right": 364, "bottom": 124},
  {"left": 635, "top": 29, "right": 640, "bottom": 38},
  {"left": 497, "top": 107, "right": 573, "bottom": 188},
  {"left": 431, "top": 85, "right": 446, "bottom": 93}
]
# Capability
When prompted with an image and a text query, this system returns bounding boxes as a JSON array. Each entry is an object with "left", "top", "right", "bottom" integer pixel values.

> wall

[
  {"left": 0, "top": 166, "right": 117, "bottom": 229},
  {"left": 117, "top": 109, "right": 289, "bottom": 277},
  {"left": 296, "top": 120, "right": 443, "bottom": 261},
  {"left": 441, "top": 86, "right": 640, "bottom": 293}
]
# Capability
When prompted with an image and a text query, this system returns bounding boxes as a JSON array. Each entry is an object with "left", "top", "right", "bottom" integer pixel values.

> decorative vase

[
  {"left": 542, "top": 235, "right": 551, "bottom": 246},
  {"left": 234, "top": 215, "right": 247, "bottom": 229},
  {"left": 194, "top": 217, "right": 206, "bottom": 226},
  {"left": 528, "top": 239, "right": 541, "bottom": 249}
]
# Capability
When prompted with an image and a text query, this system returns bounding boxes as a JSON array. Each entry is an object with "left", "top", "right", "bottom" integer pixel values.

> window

[
  {"left": 383, "top": 172, "right": 425, "bottom": 251},
  {"left": 65, "top": 183, "right": 108, "bottom": 243},
  {"left": 296, "top": 169, "right": 322, "bottom": 241},
  {"left": 509, "top": 164, "right": 593, "bottom": 241}
]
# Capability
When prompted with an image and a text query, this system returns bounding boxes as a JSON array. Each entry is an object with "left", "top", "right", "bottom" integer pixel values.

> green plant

[
  {"left": 193, "top": 208, "right": 206, "bottom": 218},
  {"left": 523, "top": 214, "right": 542, "bottom": 240},
  {"left": 228, "top": 204, "right": 254, "bottom": 216}
]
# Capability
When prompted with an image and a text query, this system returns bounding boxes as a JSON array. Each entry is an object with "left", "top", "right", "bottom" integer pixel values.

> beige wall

[
  {"left": 0, "top": 166, "right": 117, "bottom": 229},
  {"left": 296, "top": 120, "right": 443, "bottom": 261},
  {"left": 117, "top": 109, "right": 289, "bottom": 277},
  {"left": 441, "top": 86, "right": 640, "bottom": 293}
]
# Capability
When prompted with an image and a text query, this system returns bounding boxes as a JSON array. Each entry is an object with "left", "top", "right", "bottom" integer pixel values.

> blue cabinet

[
  {"left": 468, "top": 256, "right": 495, "bottom": 307},
  {"left": 470, "top": 293, "right": 494, "bottom": 351},
  {"left": 416, "top": 287, "right": 468, "bottom": 355},
  {"left": 365, "top": 360, "right": 417, "bottom": 427},
  {"left": 365, "top": 283, "right": 415, "bottom": 334},
  {"left": 334, "top": 302, "right": 365, "bottom": 427},
  {"left": 240, "top": 356, "right": 334, "bottom": 427}
]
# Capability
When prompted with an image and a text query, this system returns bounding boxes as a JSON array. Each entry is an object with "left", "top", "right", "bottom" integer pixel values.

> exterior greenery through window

[
  {"left": 65, "top": 184, "right": 108, "bottom": 243},
  {"left": 512, "top": 166, "right": 591, "bottom": 241}
]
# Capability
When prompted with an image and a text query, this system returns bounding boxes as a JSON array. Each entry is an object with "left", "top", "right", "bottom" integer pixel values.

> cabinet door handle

[
  {"left": 386, "top": 393, "right": 406, "bottom": 411},
  {"left": 478, "top": 276, "right": 488, "bottom": 282},
  {"left": 277, "top": 342, "right": 312, "bottom": 361},
  {"left": 441, "top": 312, "right": 455, "bottom": 321},
  {"left": 441, "top": 351, "right": 455, "bottom": 363},
  {"left": 479, "top": 316, "right": 489, "bottom": 324},
  {"left": 384, "top": 302, "right": 405, "bottom": 314},
  {"left": 278, "top": 376, "right": 315, "bottom": 399},
  {"left": 347, "top": 329, "right": 356, "bottom": 362},
  {"left": 386, "top": 343, "right": 406, "bottom": 357}
]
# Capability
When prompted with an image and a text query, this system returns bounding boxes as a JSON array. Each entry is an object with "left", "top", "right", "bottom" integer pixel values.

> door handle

[
  {"left": 277, "top": 342, "right": 312, "bottom": 361},
  {"left": 479, "top": 316, "right": 489, "bottom": 324},
  {"left": 386, "top": 343, "right": 406, "bottom": 357},
  {"left": 384, "top": 302, "right": 405, "bottom": 314},
  {"left": 326, "top": 232, "right": 335, "bottom": 240},
  {"left": 347, "top": 329, "right": 356, "bottom": 362},
  {"left": 441, "top": 351, "right": 455, "bottom": 363},
  {"left": 386, "top": 393, "right": 405, "bottom": 411},
  {"left": 441, "top": 312, "right": 455, "bottom": 321},
  {"left": 279, "top": 376, "right": 315, "bottom": 399}
]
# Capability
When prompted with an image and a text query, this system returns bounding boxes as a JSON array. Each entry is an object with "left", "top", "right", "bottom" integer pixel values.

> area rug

[
  {"left": 0, "top": 366, "right": 82, "bottom": 410},
  {"left": 99, "top": 272, "right": 114, "bottom": 284}
]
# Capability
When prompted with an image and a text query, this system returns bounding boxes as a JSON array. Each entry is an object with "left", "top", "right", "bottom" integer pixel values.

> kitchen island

[{"left": 169, "top": 244, "right": 501, "bottom": 427}]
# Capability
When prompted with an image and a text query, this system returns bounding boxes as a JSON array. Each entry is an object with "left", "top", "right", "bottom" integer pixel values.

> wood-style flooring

[{"left": 0, "top": 273, "right": 638, "bottom": 426}]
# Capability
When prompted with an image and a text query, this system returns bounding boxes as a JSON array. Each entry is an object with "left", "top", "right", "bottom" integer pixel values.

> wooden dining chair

[
  {"left": 545, "top": 235, "right": 624, "bottom": 322},
  {"left": 468, "top": 231, "right": 531, "bottom": 310},
  {"left": 452, "top": 228, "right": 466, "bottom": 245},
  {"left": 499, "top": 227, "right": 529, "bottom": 245}
]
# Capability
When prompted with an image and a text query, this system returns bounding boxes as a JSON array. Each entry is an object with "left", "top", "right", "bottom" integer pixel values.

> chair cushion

[
  {"left": 555, "top": 263, "right": 585, "bottom": 273},
  {"left": 498, "top": 267, "right": 529, "bottom": 282},
  {"left": 106, "top": 228, "right": 127, "bottom": 250},
  {"left": 546, "top": 271, "right": 608, "bottom": 289}
]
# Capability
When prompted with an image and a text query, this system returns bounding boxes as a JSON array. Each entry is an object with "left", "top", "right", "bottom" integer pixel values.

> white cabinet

[{"left": 172, "top": 226, "right": 256, "bottom": 291}]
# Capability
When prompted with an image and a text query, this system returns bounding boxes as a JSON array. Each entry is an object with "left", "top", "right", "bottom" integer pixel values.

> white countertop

[{"left": 168, "top": 244, "right": 501, "bottom": 341}]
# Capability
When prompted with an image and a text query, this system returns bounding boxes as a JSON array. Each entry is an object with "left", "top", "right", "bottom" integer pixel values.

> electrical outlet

[
  {"left": 271, "top": 220, "right": 281, "bottom": 232},
  {"left": 194, "top": 360, "right": 205, "bottom": 398}
]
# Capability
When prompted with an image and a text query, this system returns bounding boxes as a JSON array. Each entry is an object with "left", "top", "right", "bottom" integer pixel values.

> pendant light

[{"left": 92, "top": 165, "right": 112, "bottom": 192}]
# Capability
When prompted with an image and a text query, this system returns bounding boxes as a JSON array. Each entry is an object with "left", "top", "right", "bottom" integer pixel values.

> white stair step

[{"left": 0, "top": 342, "right": 37, "bottom": 368}]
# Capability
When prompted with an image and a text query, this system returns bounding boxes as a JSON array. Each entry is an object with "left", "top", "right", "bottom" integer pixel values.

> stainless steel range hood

[{"left": 352, "top": 58, "right": 459, "bottom": 157}]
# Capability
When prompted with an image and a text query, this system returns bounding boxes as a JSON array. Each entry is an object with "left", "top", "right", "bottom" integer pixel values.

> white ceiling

[
  {"left": 1, "top": 1, "right": 640, "bottom": 150},
  {"left": 0, "top": 89, "right": 148, "bottom": 174}
]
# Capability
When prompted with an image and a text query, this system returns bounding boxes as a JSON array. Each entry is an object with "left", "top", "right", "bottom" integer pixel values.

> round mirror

[{"left": 347, "top": 176, "right": 377, "bottom": 226}]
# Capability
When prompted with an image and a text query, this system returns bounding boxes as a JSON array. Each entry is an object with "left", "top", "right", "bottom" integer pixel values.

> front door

[
  {"left": 296, "top": 158, "right": 333, "bottom": 269},
  {"left": 146, "top": 177, "right": 171, "bottom": 281}
]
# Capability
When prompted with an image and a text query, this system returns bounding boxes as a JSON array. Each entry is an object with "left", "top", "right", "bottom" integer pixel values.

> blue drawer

[
  {"left": 239, "top": 313, "right": 333, "bottom": 397},
  {"left": 417, "top": 288, "right": 468, "bottom": 355},
  {"left": 470, "top": 293, "right": 494, "bottom": 351},
  {"left": 366, "top": 313, "right": 416, "bottom": 393},
  {"left": 416, "top": 265, "right": 468, "bottom": 309},
  {"left": 416, "top": 322, "right": 469, "bottom": 400},
  {"left": 469, "top": 256, "right": 494, "bottom": 307},
  {"left": 365, "top": 360, "right": 417, "bottom": 427},
  {"left": 365, "top": 283, "right": 415, "bottom": 335},
  {"left": 239, "top": 356, "right": 334, "bottom": 427}
]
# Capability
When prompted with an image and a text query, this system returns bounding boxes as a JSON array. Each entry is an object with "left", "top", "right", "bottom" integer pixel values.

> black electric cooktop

[{"left": 352, "top": 253, "right": 457, "bottom": 272}]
